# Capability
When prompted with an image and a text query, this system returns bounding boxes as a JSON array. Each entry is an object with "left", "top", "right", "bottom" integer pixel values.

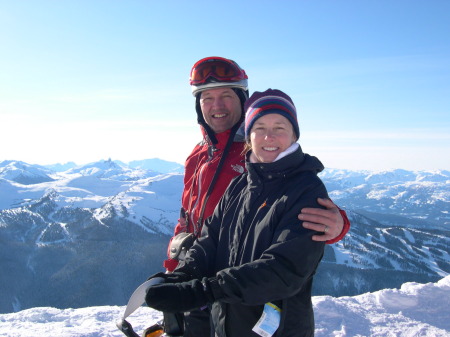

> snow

[
  {"left": 1, "top": 276, "right": 449, "bottom": 337},
  {"left": 333, "top": 241, "right": 358, "bottom": 267}
]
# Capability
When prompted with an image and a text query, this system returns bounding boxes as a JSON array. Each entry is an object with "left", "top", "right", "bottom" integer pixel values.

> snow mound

[{"left": 0, "top": 276, "right": 449, "bottom": 337}]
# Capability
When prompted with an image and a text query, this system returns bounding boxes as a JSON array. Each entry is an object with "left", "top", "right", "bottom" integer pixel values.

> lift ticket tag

[{"left": 252, "top": 302, "right": 281, "bottom": 337}]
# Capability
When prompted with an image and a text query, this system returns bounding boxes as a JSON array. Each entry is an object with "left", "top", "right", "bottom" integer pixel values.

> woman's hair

[{"left": 241, "top": 141, "right": 252, "bottom": 156}]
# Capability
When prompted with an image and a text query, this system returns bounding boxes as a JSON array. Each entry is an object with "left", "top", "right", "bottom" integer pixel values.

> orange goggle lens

[{"left": 190, "top": 57, "right": 247, "bottom": 85}]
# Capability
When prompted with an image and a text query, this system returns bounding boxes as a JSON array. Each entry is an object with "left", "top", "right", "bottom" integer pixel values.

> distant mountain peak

[{"left": 0, "top": 160, "right": 55, "bottom": 185}]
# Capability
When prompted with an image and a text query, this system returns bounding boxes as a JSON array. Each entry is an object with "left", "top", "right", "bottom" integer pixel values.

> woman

[{"left": 146, "top": 89, "right": 328, "bottom": 337}]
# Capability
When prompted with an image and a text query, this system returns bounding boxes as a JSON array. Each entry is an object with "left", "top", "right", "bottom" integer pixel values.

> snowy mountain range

[{"left": 0, "top": 159, "right": 449, "bottom": 314}]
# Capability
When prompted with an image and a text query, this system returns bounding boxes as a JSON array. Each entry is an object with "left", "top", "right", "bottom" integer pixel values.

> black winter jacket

[{"left": 179, "top": 146, "right": 327, "bottom": 337}]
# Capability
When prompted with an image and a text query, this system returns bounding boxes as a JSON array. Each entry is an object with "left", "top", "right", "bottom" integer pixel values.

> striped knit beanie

[{"left": 244, "top": 89, "right": 299, "bottom": 140}]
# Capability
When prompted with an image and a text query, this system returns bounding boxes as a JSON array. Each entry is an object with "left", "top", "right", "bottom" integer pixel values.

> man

[{"left": 163, "top": 57, "right": 350, "bottom": 337}]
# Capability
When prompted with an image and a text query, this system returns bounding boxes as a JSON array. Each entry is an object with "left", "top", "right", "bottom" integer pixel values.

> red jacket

[{"left": 163, "top": 126, "right": 350, "bottom": 271}]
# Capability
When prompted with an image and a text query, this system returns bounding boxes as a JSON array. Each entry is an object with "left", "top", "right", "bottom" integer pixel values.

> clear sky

[{"left": 1, "top": 1, "right": 449, "bottom": 171}]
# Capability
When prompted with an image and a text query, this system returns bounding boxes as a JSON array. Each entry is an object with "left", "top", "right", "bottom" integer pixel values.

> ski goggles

[{"left": 189, "top": 57, "right": 248, "bottom": 85}]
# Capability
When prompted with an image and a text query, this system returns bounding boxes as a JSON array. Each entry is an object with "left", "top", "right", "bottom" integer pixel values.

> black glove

[
  {"left": 147, "top": 271, "right": 191, "bottom": 284},
  {"left": 145, "top": 278, "right": 217, "bottom": 313}
]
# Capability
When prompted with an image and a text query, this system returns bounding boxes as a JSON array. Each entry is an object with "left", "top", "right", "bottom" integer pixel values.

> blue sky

[{"left": 1, "top": 1, "right": 449, "bottom": 171}]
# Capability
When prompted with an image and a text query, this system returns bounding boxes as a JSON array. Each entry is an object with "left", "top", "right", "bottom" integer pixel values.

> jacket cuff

[
  {"left": 326, "top": 208, "right": 350, "bottom": 244},
  {"left": 163, "top": 258, "right": 179, "bottom": 272},
  {"left": 203, "top": 277, "right": 224, "bottom": 302}
]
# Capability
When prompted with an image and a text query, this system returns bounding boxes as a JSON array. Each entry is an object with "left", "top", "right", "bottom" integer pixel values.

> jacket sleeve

[
  {"left": 174, "top": 178, "right": 239, "bottom": 279},
  {"left": 212, "top": 178, "right": 327, "bottom": 306},
  {"left": 163, "top": 208, "right": 188, "bottom": 272},
  {"left": 163, "top": 145, "right": 200, "bottom": 271}
]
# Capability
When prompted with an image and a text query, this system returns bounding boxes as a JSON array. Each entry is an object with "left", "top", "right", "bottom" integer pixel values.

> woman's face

[{"left": 250, "top": 113, "right": 296, "bottom": 163}]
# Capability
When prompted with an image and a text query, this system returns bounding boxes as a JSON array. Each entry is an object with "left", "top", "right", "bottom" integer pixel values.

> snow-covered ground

[{"left": 1, "top": 276, "right": 449, "bottom": 337}]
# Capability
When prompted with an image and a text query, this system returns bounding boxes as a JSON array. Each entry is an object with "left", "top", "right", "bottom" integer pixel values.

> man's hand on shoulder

[{"left": 299, "top": 198, "right": 344, "bottom": 242}]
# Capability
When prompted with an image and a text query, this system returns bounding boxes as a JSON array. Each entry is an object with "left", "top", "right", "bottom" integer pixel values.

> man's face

[{"left": 199, "top": 88, "right": 242, "bottom": 134}]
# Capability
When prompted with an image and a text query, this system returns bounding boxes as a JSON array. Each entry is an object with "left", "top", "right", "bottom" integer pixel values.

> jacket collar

[
  {"left": 200, "top": 121, "right": 246, "bottom": 148},
  {"left": 246, "top": 146, "right": 324, "bottom": 183}
]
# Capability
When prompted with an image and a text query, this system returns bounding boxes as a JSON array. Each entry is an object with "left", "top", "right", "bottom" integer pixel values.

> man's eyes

[{"left": 201, "top": 95, "right": 232, "bottom": 102}]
